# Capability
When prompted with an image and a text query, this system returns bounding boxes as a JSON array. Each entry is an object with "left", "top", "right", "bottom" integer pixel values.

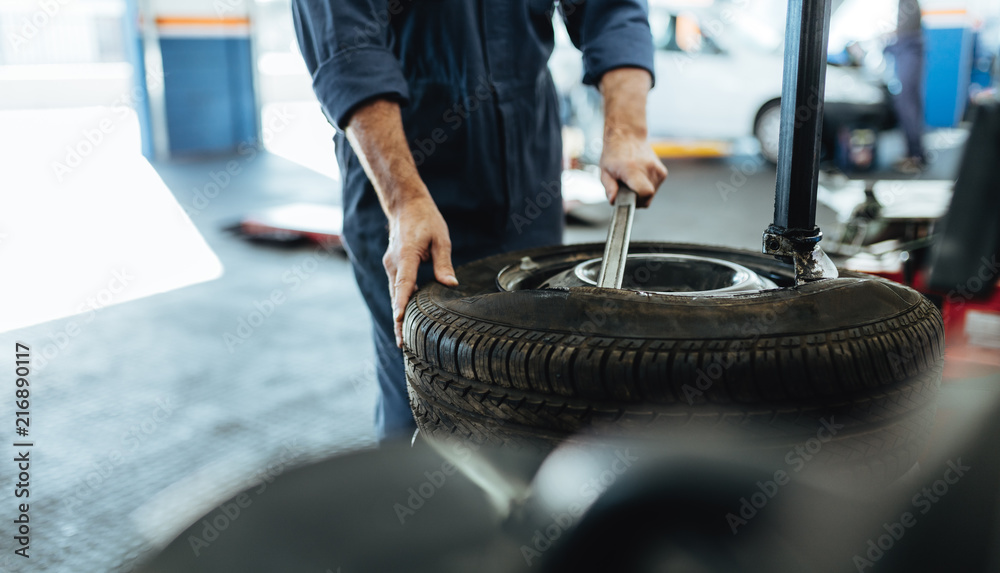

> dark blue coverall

[{"left": 292, "top": 0, "right": 655, "bottom": 440}]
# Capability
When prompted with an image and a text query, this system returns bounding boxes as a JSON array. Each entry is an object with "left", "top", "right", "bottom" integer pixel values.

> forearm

[
  {"left": 600, "top": 67, "right": 652, "bottom": 144},
  {"left": 344, "top": 98, "right": 431, "bottom": 222}
]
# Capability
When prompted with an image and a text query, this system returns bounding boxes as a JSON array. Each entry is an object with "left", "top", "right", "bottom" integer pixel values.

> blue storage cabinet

[
  {"left": 923, "top": 14, "right": 974, "bottom": 128},
  {"left": 159, "top": 32, "right": 257, "bottom": 155}
]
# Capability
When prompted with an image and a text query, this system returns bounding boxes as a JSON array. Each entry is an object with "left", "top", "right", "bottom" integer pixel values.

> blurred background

[{"left": 0, "top": 0, "right": 998, "bottom": 570}]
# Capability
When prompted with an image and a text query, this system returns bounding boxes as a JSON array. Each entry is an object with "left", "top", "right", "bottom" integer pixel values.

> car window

[{"left": 650, "top": 9, "right": 722, "bottom": 55}]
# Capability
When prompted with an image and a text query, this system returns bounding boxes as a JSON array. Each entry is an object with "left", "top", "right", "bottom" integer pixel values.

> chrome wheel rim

[{"left": 500, "top": 253, "right": 779, "bottom": 296}]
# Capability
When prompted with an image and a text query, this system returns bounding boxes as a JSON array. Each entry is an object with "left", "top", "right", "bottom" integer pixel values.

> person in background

[
  {"left": 969, "top": 18, "right": 999, "bottom": 105},
  {"left": 886, "top": 0, "right": 926, "bottom": 174},
  {"left": 292, "top": 1, "right": 668, "bottom": 441}
]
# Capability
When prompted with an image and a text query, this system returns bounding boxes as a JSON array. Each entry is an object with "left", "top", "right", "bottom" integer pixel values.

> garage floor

[{"left": 0, "top": 139, "right": 976, "bottom": 572}]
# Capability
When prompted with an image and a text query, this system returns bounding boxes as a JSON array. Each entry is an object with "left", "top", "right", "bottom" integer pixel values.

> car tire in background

[
  {"left": 404, "top": 243, "right": 944, "bottom": 484},
  {"left": 754, "top": 100, "right": 782, "bottom": 165}
]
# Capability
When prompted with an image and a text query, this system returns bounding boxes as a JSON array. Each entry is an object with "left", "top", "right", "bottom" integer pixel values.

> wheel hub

[{"left": 500, "top": 253, "right": 778, "bottom": 296}]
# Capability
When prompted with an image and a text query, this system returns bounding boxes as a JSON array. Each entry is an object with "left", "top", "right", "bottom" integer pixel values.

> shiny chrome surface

[{"left": 532, "top": 254, "right": 779, "bottom": 296}]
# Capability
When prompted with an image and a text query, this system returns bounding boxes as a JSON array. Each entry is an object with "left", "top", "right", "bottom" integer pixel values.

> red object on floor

[
  {"left": 859, "top": 264, "right": 1000, "bottom": 375},
  {"left": 237, "top": 203, "right": 344, "bottom": 248},
  {"left": 938, "top": 284, "right": 1000, "bottom": 370}
]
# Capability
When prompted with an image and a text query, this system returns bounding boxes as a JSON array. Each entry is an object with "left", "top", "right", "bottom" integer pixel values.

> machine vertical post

[{"left": 763, "top": 0, "right": 839, "bottom": 283}]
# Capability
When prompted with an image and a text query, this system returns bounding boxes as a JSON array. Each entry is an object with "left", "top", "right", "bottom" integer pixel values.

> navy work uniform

[{"left": 292, "top": 0, "right": 655, "bottom": 440}]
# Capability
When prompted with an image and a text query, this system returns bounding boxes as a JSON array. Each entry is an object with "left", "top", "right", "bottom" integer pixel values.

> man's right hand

[{"left": 384, "top": 194, "right": 458, "bottom": 348}]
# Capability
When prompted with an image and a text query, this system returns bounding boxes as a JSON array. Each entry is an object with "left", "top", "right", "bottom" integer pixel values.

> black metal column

[{"left": 763, "top": 0, "right": 838, "bottom": 283}]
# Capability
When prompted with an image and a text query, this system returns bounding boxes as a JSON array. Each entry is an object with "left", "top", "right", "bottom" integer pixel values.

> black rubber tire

[{"left": 403, "top": 243, "right": 944, "bottom": 483}]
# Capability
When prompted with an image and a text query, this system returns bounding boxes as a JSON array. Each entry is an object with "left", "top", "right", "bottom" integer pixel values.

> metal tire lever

[{"left": 597, "top": 184, "right": 637, "bottom": 289}]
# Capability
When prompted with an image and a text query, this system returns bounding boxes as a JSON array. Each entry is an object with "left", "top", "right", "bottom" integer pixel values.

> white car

[{"left": 551, "top": 2, "right": 892, "bottom": 165}]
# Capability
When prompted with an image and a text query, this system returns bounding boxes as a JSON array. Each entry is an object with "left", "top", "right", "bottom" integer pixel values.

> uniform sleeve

[
  {"left": 559, "top": 0, "right": 656, "bottom": 87},
  {"left": 292, "top": 0, "right": 410, "bottom": 130}
]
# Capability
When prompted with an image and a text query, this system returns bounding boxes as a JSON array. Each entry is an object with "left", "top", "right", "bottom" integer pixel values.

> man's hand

[
  {"left": 383, "top": 195, "right": 458, "bottom": 347},
  {"left": 599, "top": 68, "right": 668, "bottom": 208},
  {"left": 345, "top": 99, "right": 458, "bottom": 347}
]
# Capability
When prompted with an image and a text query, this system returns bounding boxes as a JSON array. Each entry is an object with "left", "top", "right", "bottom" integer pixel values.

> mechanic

[
  {"left": 886, "top": 0, "right": 926, "bottom": 173},
  {"left": 292, "top": 0, "right": 668, "bottom": 440}
]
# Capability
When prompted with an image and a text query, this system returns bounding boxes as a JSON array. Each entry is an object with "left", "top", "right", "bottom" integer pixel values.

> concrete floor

[{"left": 0, "top": 134, "right": 969, "bottom": 571}]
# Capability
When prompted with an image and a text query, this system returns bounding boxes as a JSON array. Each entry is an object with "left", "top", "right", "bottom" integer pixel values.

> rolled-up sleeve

[
  {"left": 292, "top": 0, "right": 410, "bottom": 130},
  {"left": 560, "top": 0, "right": 655, "bottom": 87}
]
